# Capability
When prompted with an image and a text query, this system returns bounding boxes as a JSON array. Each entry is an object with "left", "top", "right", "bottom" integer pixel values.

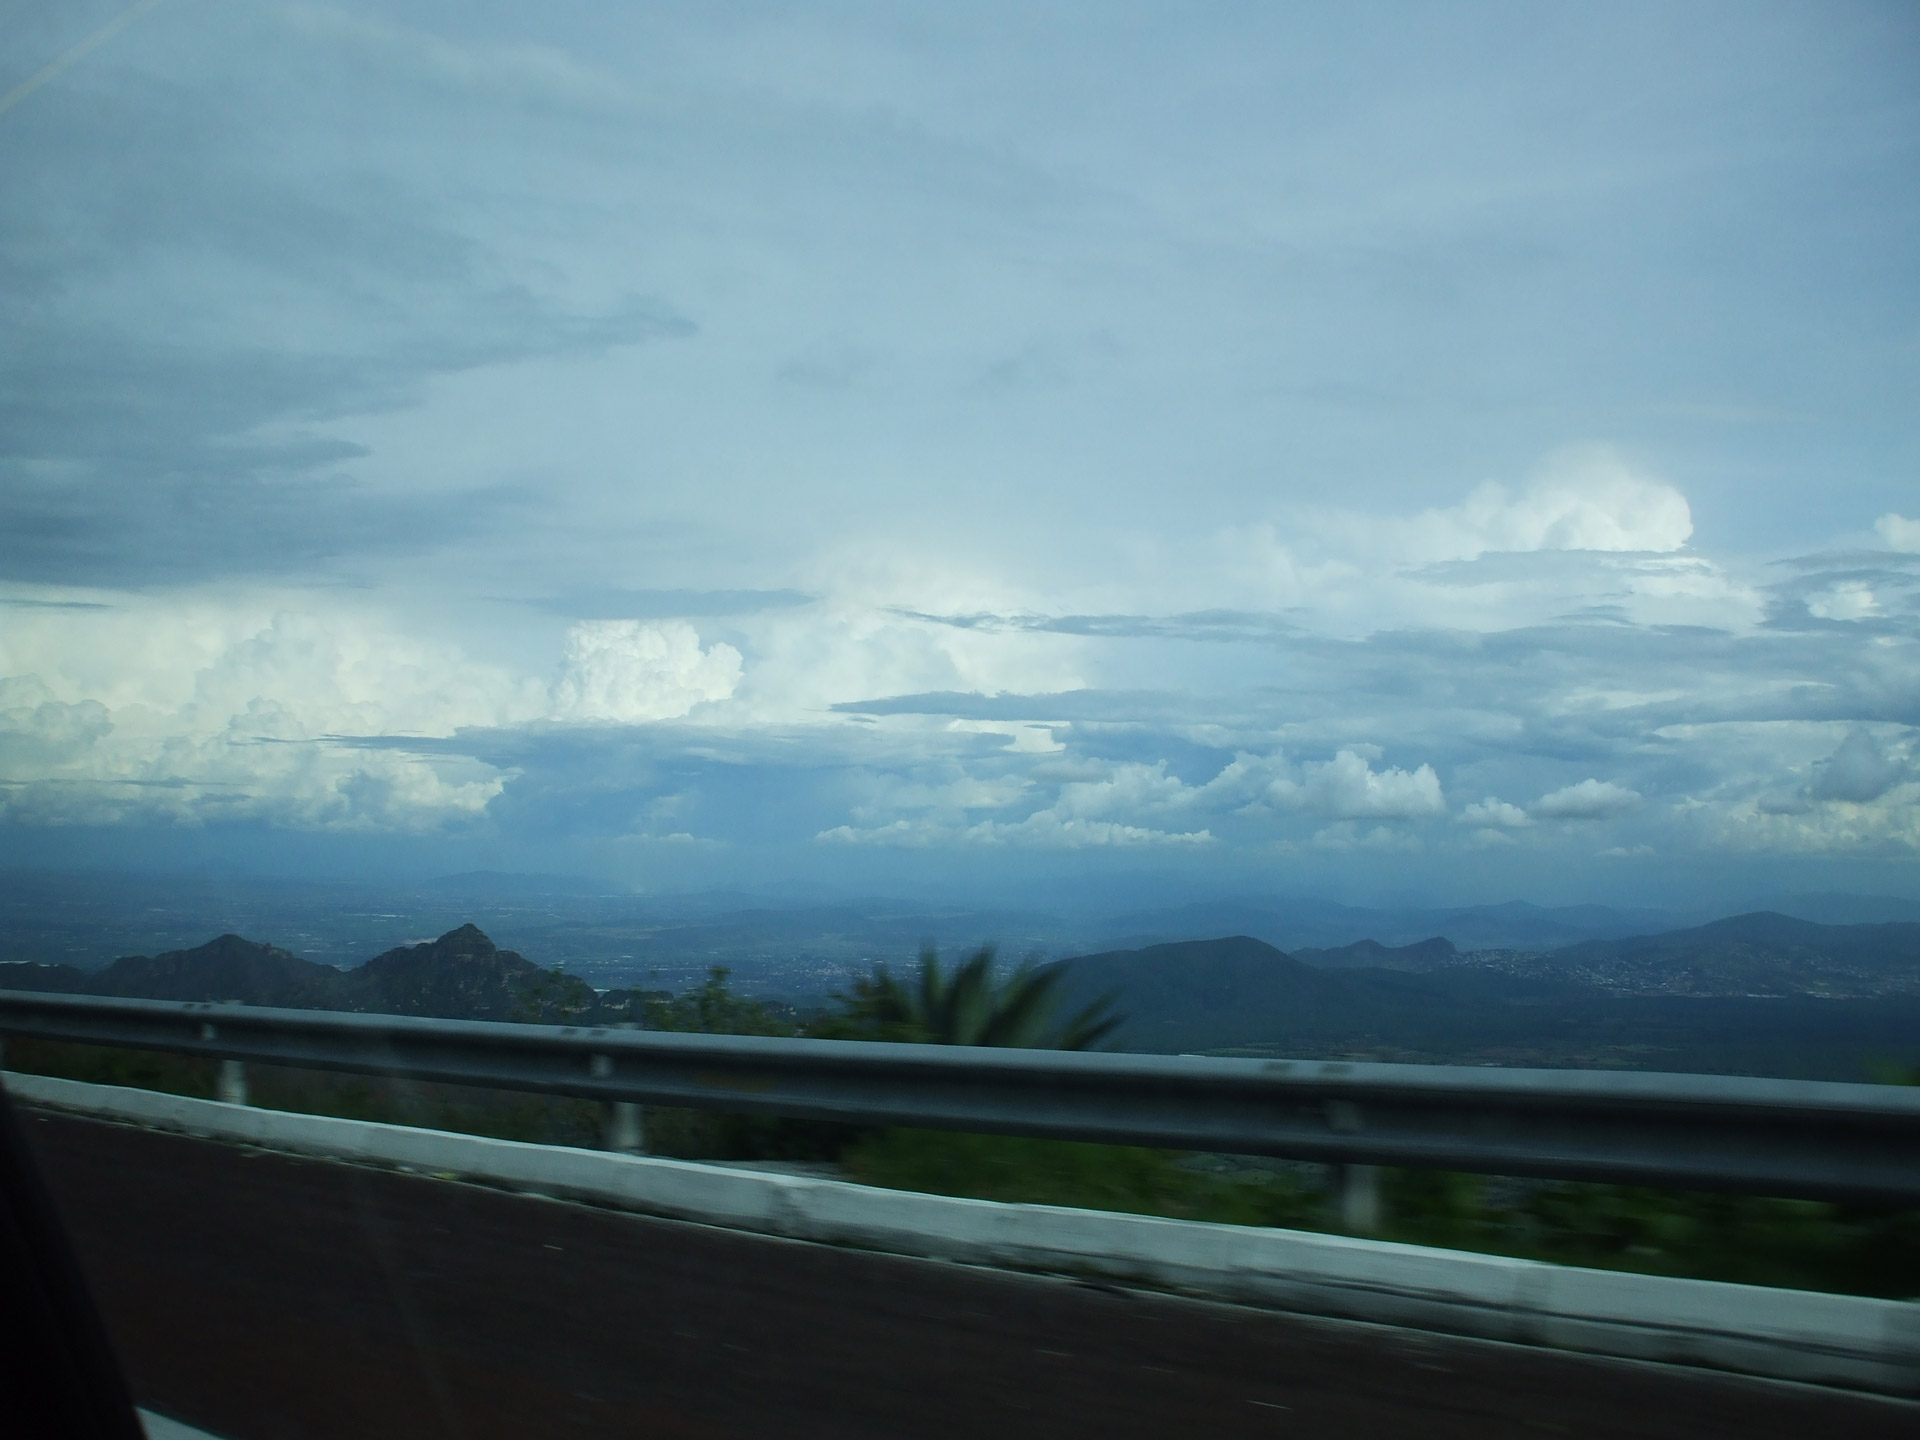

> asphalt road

[{"left": 21, "top": 1111, "right": 1918, "bottom": 1440}]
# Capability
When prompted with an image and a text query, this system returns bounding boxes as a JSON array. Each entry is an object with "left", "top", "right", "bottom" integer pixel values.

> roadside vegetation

[{"left": 7, "top": 949, "right": 1917, "bottom": 1298}]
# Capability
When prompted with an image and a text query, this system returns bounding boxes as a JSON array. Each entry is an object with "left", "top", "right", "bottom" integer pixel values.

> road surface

[{"left": 21, "top": 1110, "right": 1916, "bottom": 1440}]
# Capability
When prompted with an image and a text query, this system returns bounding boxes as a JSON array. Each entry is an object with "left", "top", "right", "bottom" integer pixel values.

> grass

[{"left": 843, "top": 1129, "right": 1327, "bottom": 1228}]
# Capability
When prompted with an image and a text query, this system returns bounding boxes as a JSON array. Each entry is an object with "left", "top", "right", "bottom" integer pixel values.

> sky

[{"left": 2, "top": 0, "right": 1917, "bottom": 910}]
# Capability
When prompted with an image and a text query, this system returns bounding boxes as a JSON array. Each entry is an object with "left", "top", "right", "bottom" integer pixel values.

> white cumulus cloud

[
  {"left": 1270, "top": 749, "right": 1447, "bottom": 821},
  {"left": 1876, "top": 513, "right": 1920, "bottom": 552},
  {"left": 551, "top": 620, "right": 741, "bottom": 722},
  {"left": 1460, "top": 797, "right": 1531, "bottom": 828},
  {"left": 1408, "top": 449, "right": 1693, "bottom": 562},
  {"left": 0, "top": 599, "right": 542, "bottom": 829},
  {"left": 1806, "top": 582, "right": 1879, "bottom": 621},
  {"left": 816, "top": 812, "right": 1212, "bottom": 848},
  {"left": 1532, "top": 779, "right": 1643, "bottom": 820}
]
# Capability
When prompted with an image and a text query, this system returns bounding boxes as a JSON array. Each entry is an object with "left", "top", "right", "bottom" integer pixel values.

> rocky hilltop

[{"left": 353, "top": 923, "right": 598, "bottom": 1022}]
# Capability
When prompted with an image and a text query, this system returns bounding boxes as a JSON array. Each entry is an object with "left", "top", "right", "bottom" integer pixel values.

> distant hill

[
  {"left": 1762, "top": 894, "right": 1920, "bottom": 926},
  {"left": 1291, "top": 936, "right": 1459, "bottom": 971},
  {"left": 86, "top": 934, "right": 354, "bottom": 1009},
  {"left": 10, "top": 913, "right": 1920, "bottom": 1082},
  {"left": 353, "top": 923, "right": 598, "bottom": 1022},
  {"left": 0, "top": 961, "right": 92, "bottom": 994},
  {"left": 1534, "top": 912, "right": 1920, "bottom": 997},
  {"left": 1101, "top": 897, "right": 1679, "bottom": 953},
  {"left": 1051, "top": 935, "right": 1583, "bottom": 1054},
  {"left": 0, "top": 925, "right": 604, "bottom": 1025},
  {"left": 1282, "top": 913, "right": 1920, "bottom": 998},
  {"left": 1049, "top": 933, "right": 1920, "bottom": 1080}
]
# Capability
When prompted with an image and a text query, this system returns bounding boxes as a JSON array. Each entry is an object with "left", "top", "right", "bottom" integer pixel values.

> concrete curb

[{"left": 11, "top": 1071, "right": 1917, "bottom": 1396}]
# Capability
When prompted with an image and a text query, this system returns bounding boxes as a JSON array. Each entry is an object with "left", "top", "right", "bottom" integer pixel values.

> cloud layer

[
  {"left": 5, "top": 459, "right": 1913, "bottom": 901},
  {"left": 0, "top": 3, "right": 1915, "bottom": 905}
]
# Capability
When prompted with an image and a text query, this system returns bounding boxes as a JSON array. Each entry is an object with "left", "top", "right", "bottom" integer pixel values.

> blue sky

[{"left": 2, "top": 1, "right": 1917, "bottom": 909}]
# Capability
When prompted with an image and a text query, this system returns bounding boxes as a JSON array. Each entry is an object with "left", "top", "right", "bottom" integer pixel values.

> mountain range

[
  {"left": 1052, "top": 922, "right": 1920, "bottom": 1078},
  {"left": 1287, "top": 913, "right": 1920, "bottom": 998},
  {"left": 0, "top": 925, "right": 613, "bottom": 1025},
  {"left": 4, "top": 911, "right": 1917, "bottom": 1080},
  {"left": 1513, "top": 913, "right": 1920, "bottom": 997}
]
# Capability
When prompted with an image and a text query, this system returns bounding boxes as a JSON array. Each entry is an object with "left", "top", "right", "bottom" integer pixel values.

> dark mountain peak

[
  {"left": 88, "top": 934, "right": 349, "bottom": 1007},
  {"left": 198, "top": 933, "right": 301, "bottom": 961},
  {"left": 361, "top": 924, "right": 511, "bottom": 972},
  {"left": 355, "top": 922, "right": 592, "bottom": 1022},
  {"left": 1115, "top": 935, "right": 1296, "bottom": 966},
  {"left": 1051, "top": 932, "right": 1518, "bottom": 1051},
  {"left": 9, "top": 921, "right": 600, "bottom": 1025},
  {"left": 435, "top": 923, "right": 496, "bottom": 957}
]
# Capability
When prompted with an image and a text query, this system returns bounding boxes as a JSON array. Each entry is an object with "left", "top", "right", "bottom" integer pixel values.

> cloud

[
  {"left": 0, "top": 599, "right": 539, "bottom": 830},
  {"left": 1211, "top": 454, "right": 1739, "bottom": 645},
  {"left": 815, "top": 813, "right": 1213, "bottom": 849},
  {"left": 0, "top": 679, "right": 112, "bottom": 770},
  {"left": 1725, "top": 779, "right": 1920, "bottom": 855},
  {"left": 1877, "top": 514, "right": 1920, "bottom": 553},
  {"left": 1312, "top": 821, "right": 1422, "bottom": 852},
  {"left": 1805, "top": 581, "right": 1879, "bottom": 621},
  {"left": 527, "top": 588, "right": 813, "bottom": 620},
  {"left": 551, "top": 621, "right": 742, "bottom": 723},
  {"left": 275, "top": 2, "right": 632, "bottom": 109},
  {"left": 1271, "top": 749, "right": 1447, "bottom": 821},
  {"left": 0, "top": 21, "right": 690, "bottom": 589},
  {"left": 1395, "top": 449, "right": 1693, "bottom": 563},
  {"left": 973, "top": 812, "right": 1214, "bottom": 847},
  {"left": 831, "top": 690, "right": 1160, "bottom": 722},
  {"left": 888, "top": 608, "right": 1299, "bottom": 644},
  {"left": 1460, "top": 796, "right": 1531, "bottom": 828},
  {"left": 1, "top": 2, "right": 1912, "bottom": 905},
  {"left": 1532, "top": 779, "right": 1643, "bottom": 820},
  {"left": 1809, "top": 728, "right": 1906, "bottom": 803}
]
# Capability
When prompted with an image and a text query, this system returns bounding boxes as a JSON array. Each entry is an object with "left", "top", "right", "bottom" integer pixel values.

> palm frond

[{"left": 824, "top": 944, "right": 1126, "bottom": 1051}]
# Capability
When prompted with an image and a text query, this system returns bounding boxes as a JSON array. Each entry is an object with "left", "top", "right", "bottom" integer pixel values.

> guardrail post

[
  {"left": 603, "top": 1101, "right": 645, "bottom": 1154},
  {"left": 1337, "top": 1163, "right": 1382, "bottom": 1233},
  {"left": 217, "top": 1059, "right": 249, "bottom": 1107},
  {"left": 592, "top": 1033, "right": 646, "bottom": 1154}
]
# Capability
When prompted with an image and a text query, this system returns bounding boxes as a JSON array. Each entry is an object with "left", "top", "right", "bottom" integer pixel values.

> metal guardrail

[{"left": 3, "top": 988, "right": 1919, "bottom": 1210}]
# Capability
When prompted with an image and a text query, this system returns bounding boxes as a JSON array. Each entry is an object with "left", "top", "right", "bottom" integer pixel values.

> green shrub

[{"left": 843, "top": 1128, "right": 1323, "bottom": 1228}]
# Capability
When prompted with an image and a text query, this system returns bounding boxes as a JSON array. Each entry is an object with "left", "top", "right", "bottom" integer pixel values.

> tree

[
  {"left": 816, "top": 944, "right": 1121, "bottom": 1050},
  {"left": 633, "top": 966, "right": 796, "bottom": 1036}
]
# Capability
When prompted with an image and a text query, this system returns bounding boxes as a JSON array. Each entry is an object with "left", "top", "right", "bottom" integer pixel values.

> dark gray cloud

[
  {"left": 0, "top": 42, "right": 691, "bottom": 587},
  {"left": 0, "top": 296, "right": 690, "bottom": 584},
  {"left": 0, "top": 471, "right": 543, "bottom": 587},
  {"left": 832, "top": 689, "right": 1190, "bottom": 722},
  {"left": 890, "top": 609, "right": 1300, "bottom": 643},
  {"left": 1810, "top": 729, "right": 1907, "bottom": 803}
]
